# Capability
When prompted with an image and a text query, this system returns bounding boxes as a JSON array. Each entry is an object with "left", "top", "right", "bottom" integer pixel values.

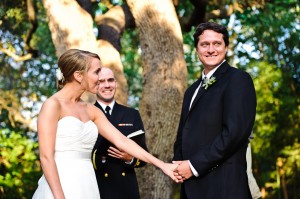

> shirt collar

[
  {"left": 202, "top": 60, "right": 225, "bottom": 80},
  {"left": 96, "top": 100, "right": 115, "bottom": 112}
]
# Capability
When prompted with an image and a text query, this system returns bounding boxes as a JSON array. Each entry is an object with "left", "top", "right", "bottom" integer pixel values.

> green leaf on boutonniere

[{"left": 202, "top": 76, "right": 216, "bottom": 90}]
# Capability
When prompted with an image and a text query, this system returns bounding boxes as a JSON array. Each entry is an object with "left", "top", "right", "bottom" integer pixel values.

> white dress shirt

[{"left": 96, "top": 100, "right": 115, "bottom": 115}]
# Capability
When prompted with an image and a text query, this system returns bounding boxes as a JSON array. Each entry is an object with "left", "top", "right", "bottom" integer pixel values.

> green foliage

[
  {"left": 175, "top": 0, "right": 193, "bottom": 19},
  {"left": 0, "top": 3, "right": 54, "bottom": 197},
  {"left": 32, "top": 1, "right": 56, "bottom": 57},
  {"left": 0, "top": 1, "right": 57, "bottom": 131},
  {"left": 248, "top": 61, "right": 300, "bottom": 198},
  {"left": 0, "top": 45, "right": 57, "bottom": 130},
  {"left": 0, "top": 0, "right": 28, "bottom": 35},
  {"left": 0, "top": 129, "right": 41, "bottom": 198},
  {"left": 235, "top": 2, "right": 300, "bottom": 197},
  {"left": 182, "top": 27, "right": 203, "bottom": 86},
  {"left": 234, "top": 0, "right": 300, "bottom": 83},
  {"left": 0, "top": 1, "right": 299, "bottom": 199},
  {"left": 121, "top": 29, "right": 143, "bottom": 108}
]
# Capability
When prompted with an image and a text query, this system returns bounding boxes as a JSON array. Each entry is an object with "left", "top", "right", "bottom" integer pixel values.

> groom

[{"left": 173, "top": 22, "right": 256, "bottom": 199}]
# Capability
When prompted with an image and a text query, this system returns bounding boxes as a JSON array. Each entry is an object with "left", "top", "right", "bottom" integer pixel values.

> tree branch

[
  {"left": 178, "top": 0, "right": 207, "bottom": 32},
  {"left": 0, "top": 43, "right": 33, "bottom": 62},
  {"left": 25, "top": 0, "right": 38, "bottom": 57},
  {"left": 95, "top": 4, "right": 135, "bottom": 52},
  {"left": 0, "top": 95, "right": 35, "bottom": 131},
  {"left": 206, "top": 2, "right": 243, "bottom": 20}
]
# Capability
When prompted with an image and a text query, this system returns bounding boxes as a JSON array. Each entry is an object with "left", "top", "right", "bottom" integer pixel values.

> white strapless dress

[{"left": 32, "top": 116, "right": 100, "bottom": 199}]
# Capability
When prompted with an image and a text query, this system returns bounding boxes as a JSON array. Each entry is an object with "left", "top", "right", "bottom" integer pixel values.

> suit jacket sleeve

[
  {"left": 190, "top": 71, "right": 256, "bottom": 176},
  {"left": 173, "top": 112, "right": 184, "bottom": 161},
  {"left": 173, "top": 91, "right": 190, "bottom": 161}
]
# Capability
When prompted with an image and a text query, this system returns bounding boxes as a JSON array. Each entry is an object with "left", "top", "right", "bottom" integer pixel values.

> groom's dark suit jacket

[
  {"left": 173, "top": 61, "right": 256, "bottom": 199},
  {"left": 92, "top": 102, "right": 147, "bottom": 199}
]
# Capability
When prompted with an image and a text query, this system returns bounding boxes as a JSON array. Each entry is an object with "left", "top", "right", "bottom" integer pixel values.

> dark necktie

[{"left": 105, "top": 106, "right": 111, "bottom": 120}]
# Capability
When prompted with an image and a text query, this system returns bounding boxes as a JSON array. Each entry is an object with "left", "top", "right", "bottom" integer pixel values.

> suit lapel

[
  {"left": 186, "top": 61, "right": 229, "bottom": 116},
  {"left": 189, "top": 79, "right": 205, "bottom": 111},
  {"left": 181, "top": 78, "right": 201, "bottom": 121},
  {"left": 210, "top": 61, "right": 229, "bottom": 85}
]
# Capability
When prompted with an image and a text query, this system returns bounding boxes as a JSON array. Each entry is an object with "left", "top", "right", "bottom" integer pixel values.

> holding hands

[
  {"left": 172, "top": 160, "right": 193, "bottom": 183},
  {"left": 159, "top": 160, "right": 194, "bottom": 183},
  {"left": 160, "top": 162, "right": 183, "bottom": 183},
  {"left": 107, "top": 146, "right": 185, "bottom": 183}
]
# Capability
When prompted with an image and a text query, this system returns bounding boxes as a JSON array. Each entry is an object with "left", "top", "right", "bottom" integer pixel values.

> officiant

[{"left": 92, "top": 67, "right": 148, "bottom": 199}]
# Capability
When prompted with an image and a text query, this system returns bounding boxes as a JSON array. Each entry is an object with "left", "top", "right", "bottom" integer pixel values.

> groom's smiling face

[
  {"left": 196, "top": 30, "right": 228, "bottom": 73},
  {"left": 97, "top": 67, "right": 116, "bottom": 104}
]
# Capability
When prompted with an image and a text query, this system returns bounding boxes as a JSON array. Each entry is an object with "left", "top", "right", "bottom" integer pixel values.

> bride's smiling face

[{"left": 84, "top": 58, "right": 102, "bottom": 94}]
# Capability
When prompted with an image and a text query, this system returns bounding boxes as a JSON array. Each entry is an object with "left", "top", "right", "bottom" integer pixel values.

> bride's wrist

[{"left": 156, "top": 159, "right": 165, "bottom": 171}]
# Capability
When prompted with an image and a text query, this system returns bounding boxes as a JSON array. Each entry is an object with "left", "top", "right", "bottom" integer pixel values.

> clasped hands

[
  {"left": 163, "top": 160, "right": 193, "bottom": 183},
  {"left": 108, "top": 147, "right": 191, "bottom": 184},
  {"left": 173, "top": 160, "right": 193, "bottom": 183}
]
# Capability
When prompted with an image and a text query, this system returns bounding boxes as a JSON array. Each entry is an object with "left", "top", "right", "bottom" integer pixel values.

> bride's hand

[{"left": 161, "top": 162, "right": 183, "bottom": 183}]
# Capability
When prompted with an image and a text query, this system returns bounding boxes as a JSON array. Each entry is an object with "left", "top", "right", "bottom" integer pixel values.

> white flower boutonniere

[
  {"left": 56, "top": 68, "right": 64, "bottom": 82},
  {"left": 202, "top": 76, "right": 216, "bottom": 90}
]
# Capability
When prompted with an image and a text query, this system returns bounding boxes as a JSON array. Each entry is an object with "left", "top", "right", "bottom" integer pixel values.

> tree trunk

[
  {"left": 42, "top": 1, "right": 187, "bottom": 197},
  {"left": 42, "top": 0, "right": 99, "bottom": 57},
  {"left": 42, "top": 0, "right": 99, "bottom": 102},
  {"left": 95, "top": 5, "right": 135, "bottom": 105},
  {"left": 127, "top": 0, "right": 187, "bottom": 198},
  {"left": 42, "top": 0, "right": 128, "bottom": 104}
]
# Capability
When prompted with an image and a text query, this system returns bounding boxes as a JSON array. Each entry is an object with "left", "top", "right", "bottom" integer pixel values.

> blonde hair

[{"left": 56, "top": 49, "right": 101, "bottom": 89}]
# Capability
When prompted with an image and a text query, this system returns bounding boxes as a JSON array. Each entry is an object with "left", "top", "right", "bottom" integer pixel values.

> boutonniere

[{"left": 202, "top": 76, "right": 216, "bottom": 90}]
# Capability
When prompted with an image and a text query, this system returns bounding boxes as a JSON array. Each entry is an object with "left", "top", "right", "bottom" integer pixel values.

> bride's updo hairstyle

[{"left": 56, "top": 49, "right": 101, "bottom": 89}]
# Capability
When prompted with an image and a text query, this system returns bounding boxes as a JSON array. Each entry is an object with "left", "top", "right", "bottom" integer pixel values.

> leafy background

[{"left": 0, "top": 0, "right": 299, "bottom": 198}]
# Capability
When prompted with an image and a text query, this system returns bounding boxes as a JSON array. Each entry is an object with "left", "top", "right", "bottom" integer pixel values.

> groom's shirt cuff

[{"left": 188, "top": 160, "right": 199, "bottom": 177}]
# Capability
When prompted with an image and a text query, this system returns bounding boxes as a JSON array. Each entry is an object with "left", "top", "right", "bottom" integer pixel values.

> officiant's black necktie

[{"left": 105, "top": 106, "right": 111, "bottom": 120}]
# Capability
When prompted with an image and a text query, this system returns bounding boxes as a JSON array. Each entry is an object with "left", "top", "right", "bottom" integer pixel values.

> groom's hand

[
  {"left": 160, "top": 162, "right": 183, "bottom": 183},
  {"left": 173, "top": 160, "right": 193, "bottom": 180},
  {"left": 172, "top": 161, "right": 184, "bottom": 183}
]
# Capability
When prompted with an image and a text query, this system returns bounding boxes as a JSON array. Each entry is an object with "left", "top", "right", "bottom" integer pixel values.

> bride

[{"left": 32, "top": 49, "right": 180, "bottom": 199}]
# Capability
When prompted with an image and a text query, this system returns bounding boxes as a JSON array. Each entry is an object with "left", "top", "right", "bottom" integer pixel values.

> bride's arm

[
  {"left": 37, "top": 99, "right": 65, "bottom": 199},
  {"left": 89, "top": 105, "right": 179, "bottom": 182}
]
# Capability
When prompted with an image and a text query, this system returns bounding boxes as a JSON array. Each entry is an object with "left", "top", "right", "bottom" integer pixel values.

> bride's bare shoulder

[
  {"left": 86, "top": 103, "right": 104, "bottom": 121},
  {"left": 41, "top": 95, "right": 61, "bottom": 111}
]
